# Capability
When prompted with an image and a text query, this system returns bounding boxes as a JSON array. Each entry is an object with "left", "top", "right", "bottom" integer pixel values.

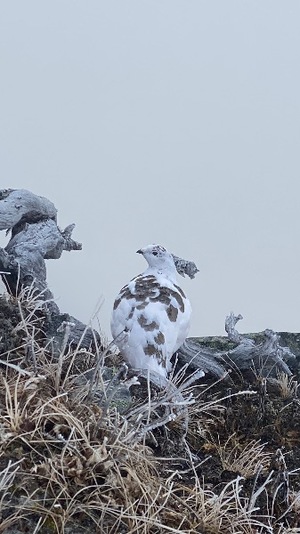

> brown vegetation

[{"left": 0, "top": 292, "right": 300, "bottom": 533}]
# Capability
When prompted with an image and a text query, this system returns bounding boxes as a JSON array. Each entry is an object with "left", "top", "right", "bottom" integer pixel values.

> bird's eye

[{"left": 152, "top": 251, "right": 158, "bottom": 256}]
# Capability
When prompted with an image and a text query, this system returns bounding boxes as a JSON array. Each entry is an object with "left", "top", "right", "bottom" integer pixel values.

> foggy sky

[{"left": 1, "top": 1, "right": 300, "bottom": 339}]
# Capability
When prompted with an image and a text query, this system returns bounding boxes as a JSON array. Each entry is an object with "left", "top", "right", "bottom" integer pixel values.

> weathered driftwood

[
  {"left": 0, "top": 190, "right": 81, "bottom": 296},
  {"left": 0, "top": 188, "right": 95, "bottom": 349},
  {"left": 178, "top": 313, "right": 298, "bottom": 379},
  {"left": 0, "top": 188, "right": 57, "bottom": 231}
]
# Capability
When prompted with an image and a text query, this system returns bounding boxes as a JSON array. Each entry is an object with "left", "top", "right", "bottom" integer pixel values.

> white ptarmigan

[{"left": 111, "top": 244, "right": 192, "bottom": 379}]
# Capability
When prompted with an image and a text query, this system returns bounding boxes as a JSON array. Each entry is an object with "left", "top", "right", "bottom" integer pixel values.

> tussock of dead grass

[
  {"left": 0, "top": 293, "right": 300, "bottom": 533},
  {"left": 215, "top": 434, "right": 272, "bottom": 477}
]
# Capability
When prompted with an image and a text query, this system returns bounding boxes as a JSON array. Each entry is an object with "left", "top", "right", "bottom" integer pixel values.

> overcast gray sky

[{"left": 1, "top": 1, "right": 300, "bottom": 339}]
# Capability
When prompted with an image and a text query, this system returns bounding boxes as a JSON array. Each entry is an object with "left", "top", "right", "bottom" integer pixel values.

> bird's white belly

[{"left": 111, "top": 288, "right": 191, "bottom": 378}]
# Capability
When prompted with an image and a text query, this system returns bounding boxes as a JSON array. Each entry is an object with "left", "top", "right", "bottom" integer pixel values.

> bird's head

[{"left": 136, "top": 244, "right": 176, "bottom": 273}]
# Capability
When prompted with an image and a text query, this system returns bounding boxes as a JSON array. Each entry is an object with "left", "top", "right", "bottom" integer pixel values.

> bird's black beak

[{"left": 136, "top": 249, "right": 143, "bottom": 254}]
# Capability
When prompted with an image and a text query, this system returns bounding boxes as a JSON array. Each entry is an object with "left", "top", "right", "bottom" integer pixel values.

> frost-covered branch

[{"left": 172, "top": 254, "right": 199, "bottom": 279}]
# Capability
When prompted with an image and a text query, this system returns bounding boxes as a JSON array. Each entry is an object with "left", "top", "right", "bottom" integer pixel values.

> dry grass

[
  {"left": 274, "top": 373, "right": 300, "bottom": 399},
  {"left": 216, "top": 434, "right": 272, "bottom": 477},
  {"left": 0, "top": 292, "right": 299, "bottom": 533}
]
